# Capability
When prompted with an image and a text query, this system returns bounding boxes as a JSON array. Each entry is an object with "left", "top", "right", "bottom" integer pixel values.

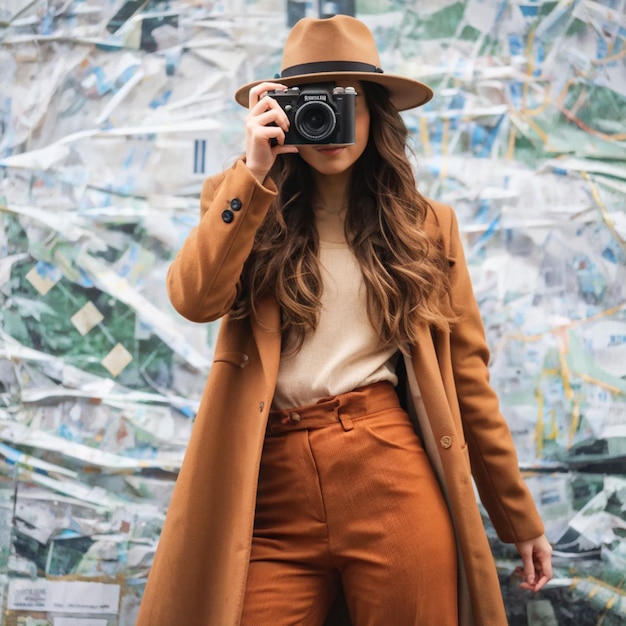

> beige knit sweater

[{"left": 272, "top": 231, "right": 398, "bottom": 410}]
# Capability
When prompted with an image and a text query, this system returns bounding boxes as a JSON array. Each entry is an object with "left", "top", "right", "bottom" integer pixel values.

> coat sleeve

[
  {"left": 444, "top": 206, "right": 545, "bottom": 544},
  {"left": 166, "top": 159, "right": 278, "bottom": 323}
]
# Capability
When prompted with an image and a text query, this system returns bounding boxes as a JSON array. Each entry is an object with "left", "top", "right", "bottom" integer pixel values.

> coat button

[
  {"left": 289, "top": 412, "right": 301, "bottom": 423},
  {"left": 440, "top": 435, "right": 452, "bottom": 449},
  {"left": 230, "top": 198, "right": 242, "bottom": 211},
  {"left": 222, "top": 209, "right": 234, "bottom": 223}
]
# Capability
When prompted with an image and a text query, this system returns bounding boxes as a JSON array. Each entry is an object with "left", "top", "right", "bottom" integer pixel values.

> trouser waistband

[{"left": 267, "top": 381, "right": 400, "bottom": 435}]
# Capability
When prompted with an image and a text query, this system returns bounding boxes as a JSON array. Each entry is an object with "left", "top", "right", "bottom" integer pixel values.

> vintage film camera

[{"left": 268, "top": 83, "right": 356, "bottom": 145}]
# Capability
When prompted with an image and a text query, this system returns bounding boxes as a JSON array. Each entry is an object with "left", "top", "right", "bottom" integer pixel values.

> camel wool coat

[{"left": 136, "top": 159, "right": 545, "bottom": 626}]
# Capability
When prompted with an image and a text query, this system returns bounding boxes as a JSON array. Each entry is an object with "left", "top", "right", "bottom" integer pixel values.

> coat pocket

[
  {"left": 460, "top": 441, "right": 472, "bottom": 473},
  {"left": 213, "top": 351, "right": 250, "bottom": 368}
]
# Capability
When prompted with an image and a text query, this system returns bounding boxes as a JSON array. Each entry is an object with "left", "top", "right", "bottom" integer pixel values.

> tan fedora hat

[{"left": 234, "top": 15, "right": 433, "bottom": 111}]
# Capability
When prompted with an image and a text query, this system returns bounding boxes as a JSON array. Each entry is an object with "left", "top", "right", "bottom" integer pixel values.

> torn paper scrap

[
  {"left": 7, "top": 579, "right": 120, "bottom": 614},
  {"left": 101, "top": 343, "right": 133, "bottom": 377},
  {"left": 25, "top": 262, "right": 62, "bottom": 296},
  {"left": 70, "top": 301, "right": 105, "bottom": 336}
]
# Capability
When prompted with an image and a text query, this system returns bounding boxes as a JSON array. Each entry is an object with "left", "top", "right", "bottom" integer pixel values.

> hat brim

[{"left": 234, "top": 71, "right": 433, "bottom": 112}]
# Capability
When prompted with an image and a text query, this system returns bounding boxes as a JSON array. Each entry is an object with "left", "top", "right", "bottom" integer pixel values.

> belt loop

[{"left": 335, "top": 403, "right": 354, "bottom": 432}]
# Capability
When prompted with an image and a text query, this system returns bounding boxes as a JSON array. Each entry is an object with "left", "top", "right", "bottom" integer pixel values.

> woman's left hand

[{"left": 514, "top": 534, "right": 553, "bottom": 592}]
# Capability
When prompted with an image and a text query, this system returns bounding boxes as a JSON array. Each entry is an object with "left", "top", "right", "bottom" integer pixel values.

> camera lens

[{"left": 294, "top": 101, "right": 336, "bottom": 142}]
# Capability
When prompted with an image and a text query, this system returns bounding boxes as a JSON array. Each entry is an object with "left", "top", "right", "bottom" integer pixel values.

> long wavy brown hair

[{"left": 231, "top": 82, "right": 455, "bottom": 353}]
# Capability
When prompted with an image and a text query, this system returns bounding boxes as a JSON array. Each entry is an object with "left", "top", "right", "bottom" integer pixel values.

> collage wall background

[{"left": 0, "top": 0, "right": 625, "bottom": 623}]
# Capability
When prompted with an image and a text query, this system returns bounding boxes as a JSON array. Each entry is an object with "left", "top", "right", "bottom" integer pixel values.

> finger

[
  {"left": 247, "top": 99, "right": 291, "bottom": 138},
  {"left": 539, "top": 549, "right": 553, "bottom": 581},
  {"left": 248, "top": 82, "right": 289, "bottom": 107},
  {"left": 274, "top": 145, "right": 299, "bottom": 155},
  {"left": 246, "top": 112, "right": 289, "bottom": 143},
  {"left": 249, "top": 102, "right": 290, "bottom": 131},
  {"left": 516, "top": 555, "right": 551, "bottom": 592},
  {"left": 514, "top": 565, "right": 533, "bottom": 591},
  {"left": 520, "top": 550, "right": 536, "bottom": 587},
  {"left": 518, "top": 568, "right": 546, "bottom": 592},
  {"left": 530, "top": 573, "right": 550, "bottom": 592},
  {"left": 530, "top": 551, "right": 553, "bottom": 592},
  {"left": 247, "top": 116, "right": 287, "bottom": 144}
]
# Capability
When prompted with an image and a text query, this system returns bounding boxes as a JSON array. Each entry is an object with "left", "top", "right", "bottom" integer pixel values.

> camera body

[{"left": 268, "top": 83, "right": 356, "bottom": 145}]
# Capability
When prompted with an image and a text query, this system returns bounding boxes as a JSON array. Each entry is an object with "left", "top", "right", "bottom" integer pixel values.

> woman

[{"left": 137, "top": 15, "right": 552, "bottom": 626}]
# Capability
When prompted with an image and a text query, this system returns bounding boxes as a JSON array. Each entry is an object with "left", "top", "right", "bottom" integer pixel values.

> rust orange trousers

[{"left": 242, "top": 381, "right": 458, "bottom": 626}]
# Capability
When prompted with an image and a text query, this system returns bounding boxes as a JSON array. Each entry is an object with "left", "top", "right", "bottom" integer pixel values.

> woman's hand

[
  {"left": 514, "top": 533, "right": 553, "bottom": 592},
  {"left": 245, "top": 82, "right": 299, "bottom": 183}
]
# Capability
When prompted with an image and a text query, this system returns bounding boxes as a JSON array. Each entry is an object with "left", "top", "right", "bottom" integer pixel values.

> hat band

[{"left": 281, "top": 61, "right": 384, "bottom": 78}]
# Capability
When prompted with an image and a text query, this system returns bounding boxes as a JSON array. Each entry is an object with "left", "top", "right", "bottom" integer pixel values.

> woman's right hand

[{"left": 245, "top": 82, "right": 299, "bottom": 183}]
